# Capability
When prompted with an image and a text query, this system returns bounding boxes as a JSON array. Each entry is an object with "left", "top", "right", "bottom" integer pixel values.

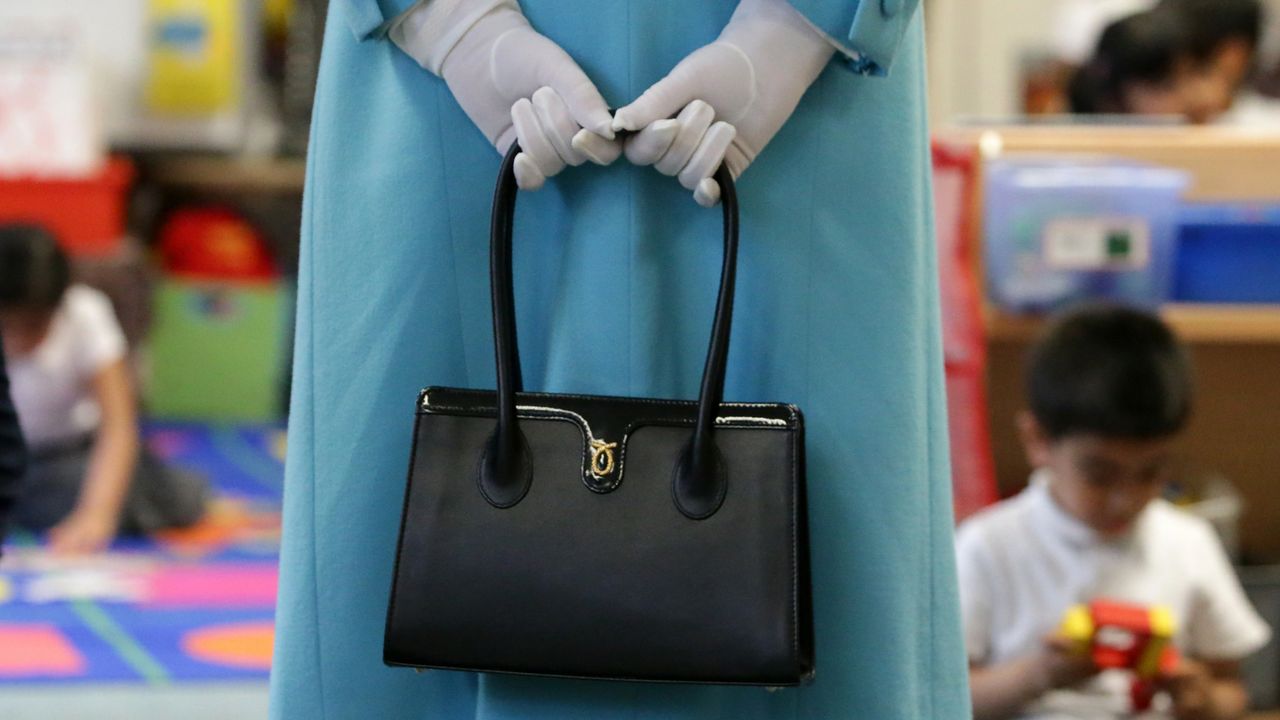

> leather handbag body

[{"left": 384, "top": 146, "right": 814, "bottom": 685}]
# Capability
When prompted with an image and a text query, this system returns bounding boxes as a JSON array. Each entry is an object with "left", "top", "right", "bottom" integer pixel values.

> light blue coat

[{"left": 270, "top": 1, "right": 971, "bottom": 717}]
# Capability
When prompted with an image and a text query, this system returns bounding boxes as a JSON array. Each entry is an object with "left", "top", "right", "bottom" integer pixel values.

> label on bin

[{"left": 1043, "top": 218, "right": 1150, "bottom": 270}]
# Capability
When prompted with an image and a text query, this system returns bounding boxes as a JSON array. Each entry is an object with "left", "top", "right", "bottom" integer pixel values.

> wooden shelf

[
  {"left": 986, "top": 304, "right": 1280, "bottom": 344},
  {"left": 140, "top": 155, "right": 306, "bottom": 193},
  {"left": 938, "top": 125, "right": 1280, "bottom": 202}
]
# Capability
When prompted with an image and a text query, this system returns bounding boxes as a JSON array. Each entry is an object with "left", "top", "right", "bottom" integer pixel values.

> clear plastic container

[{"left": 984, "top": 157, "right": 1190, "bottom": 313}]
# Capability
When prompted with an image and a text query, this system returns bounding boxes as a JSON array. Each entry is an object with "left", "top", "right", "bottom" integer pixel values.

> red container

[
  {"left": 0, "top": 157, "right": 134, "bottom": 257},
  {"left": 158, "top": 206, "right": 277, "bottom": 281}
]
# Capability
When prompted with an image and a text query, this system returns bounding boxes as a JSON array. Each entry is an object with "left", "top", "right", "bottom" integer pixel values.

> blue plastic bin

[
  {"left": 1174, "top": 203, "right": 1280, "bottom": 303},
  {"left": 984, "top": 157, "right": 1190, "bottom": 313}
]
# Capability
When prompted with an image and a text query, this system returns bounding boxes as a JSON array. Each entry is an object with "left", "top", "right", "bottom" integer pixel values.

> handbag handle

[{"left": 481, "top": 143, "right": 739, "bottom": 520}]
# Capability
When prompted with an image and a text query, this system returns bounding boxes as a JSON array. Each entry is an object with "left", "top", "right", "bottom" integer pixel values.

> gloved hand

[
  {"left": 391, "top": 0, "right": 621, "bottom": 189},
  {"left": 612, "top": 0, "right": 835, "bottom": 206}
]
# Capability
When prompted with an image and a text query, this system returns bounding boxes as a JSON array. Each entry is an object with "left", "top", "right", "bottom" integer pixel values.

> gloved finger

[
  {"left": 654, "top": 100, "right": 715, "bottom": 177},
  {"left": 612, "top": 60, "right": 700, "bottom": 133},
  {"left": 514, "top": 153, "right": 547, "bottom": 191},
  {"left": 532, "top": 87, "right": 588, "bottom": 166},
  {"left": 693, "top": 177, "right": 721, "bottom": 208},
  {"left": 543, "top": 64, "right": 615, "bottom": 140},
  {"left": 724, "top": 145, "right": 750, "bottom": 180},
  {"left": 571, "top": 128, "right": 622, "bottom": 165},
  {"left": 624, "top": 119, "right": 679, "bottom": 166},
  {"left": 512, "top": 97, "right": 565, "bottom": 179},
  {"left": 678, "top": 121, "right": 736, "bottom": 192}
]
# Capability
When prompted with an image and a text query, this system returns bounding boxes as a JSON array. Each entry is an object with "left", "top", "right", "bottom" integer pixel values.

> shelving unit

[
  {"left": 139, "top": 155, "right": 306, "bottom": 194},
  {"left": 135, "top": 153, "right": 306, "bottom": 279},
  {"left": 939, "top": 125, "right": 1280, "bottom": 562},
  {"left": 945, "top": 125, "right": 1280, "bottom": 202}
]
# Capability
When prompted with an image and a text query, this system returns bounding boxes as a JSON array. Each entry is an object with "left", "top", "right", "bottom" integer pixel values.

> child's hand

[
  {"left": 49, "top": 507, "right": 118, "bottom": 555},
  {"left": 1034, "top": 633, "right": 1099, "bottom": 690},
  {"left": 1159, "top": 658, "right": 1215, "bottom": 720}
]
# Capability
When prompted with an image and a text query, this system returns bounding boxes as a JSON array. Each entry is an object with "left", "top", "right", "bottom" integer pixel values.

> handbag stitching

[
  {"left": 715, "top": 416, "right": 789, "bottom": 426},
  {"left": 424, "top": 402, "right": 793, "bottom": 495},
  {"left": 421, "top": 387, "right": 802, "bottom": 425},
  {"left": 423, "top": 403, "right": 796, "bottom": 427},
  {"left": 420, "top": 388, "right": 798, "bottom": 496}
]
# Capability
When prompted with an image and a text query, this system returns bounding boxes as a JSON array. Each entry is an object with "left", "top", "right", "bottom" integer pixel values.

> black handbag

[{"left": 384, "top": 145, "right": 814, "bottom": 685}]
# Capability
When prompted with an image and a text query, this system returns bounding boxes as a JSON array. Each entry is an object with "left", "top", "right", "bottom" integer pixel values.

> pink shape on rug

[
  {"left": 0, "top": 624, "right": 86, "bottom": 677},
  {"left": 145, "top": 565, "right": 278, "bottom": 608}
]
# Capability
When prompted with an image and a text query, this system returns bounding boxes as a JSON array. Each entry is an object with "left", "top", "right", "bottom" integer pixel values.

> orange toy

[{"left": 1060, "top": 600, "right": 1181, "bottom": 711}]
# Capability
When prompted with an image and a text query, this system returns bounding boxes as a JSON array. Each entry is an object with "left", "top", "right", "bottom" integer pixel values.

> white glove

[
  {"left": 612, "top": 0, "right": 835, "bottom": 206},
  {"left": 391, "top": 0, "right": 621, "bottom": 190}
]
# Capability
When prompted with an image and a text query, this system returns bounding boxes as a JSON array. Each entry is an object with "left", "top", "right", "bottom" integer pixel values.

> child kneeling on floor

[
  {"left": 957, "top": 303, "right": 1270, "bottom": 719},
  {"left": 0, "top": 225, "right": 208, "bottom": 554}
]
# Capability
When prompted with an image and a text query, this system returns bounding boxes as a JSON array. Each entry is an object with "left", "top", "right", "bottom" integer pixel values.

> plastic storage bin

[
  {"left": 984, "top": 157, "right": 1189, "bottom": 313},
  {"left": 0, "top": 157, "right": 134, "bottom": 257},
  {"left": 145, "top": 279, "right": 289, "bottom": 422},
  {"left": 1174, "top": 203, "right": 1280, "bottom": 303}
]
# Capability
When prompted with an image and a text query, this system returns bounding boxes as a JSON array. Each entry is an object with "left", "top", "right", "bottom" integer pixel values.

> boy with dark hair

[{"left": 958, "top": 304, "right": 1270, "bottom": 719}]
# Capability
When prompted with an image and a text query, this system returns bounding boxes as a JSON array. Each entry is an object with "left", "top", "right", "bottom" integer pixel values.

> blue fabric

[
  {"left": 345, "top": 0, "right": 414, "bottom": 39},
  {"left": 787, "top": 0, "right": 919, "bottom": 75},
  {"left": 270, "top": 1, "right": 970, "bottom": 718}
]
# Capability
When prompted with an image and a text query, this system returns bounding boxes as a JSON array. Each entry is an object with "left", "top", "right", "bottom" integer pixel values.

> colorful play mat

[{"left": 0, "top": 423, "right": 283, "bottom": 684}]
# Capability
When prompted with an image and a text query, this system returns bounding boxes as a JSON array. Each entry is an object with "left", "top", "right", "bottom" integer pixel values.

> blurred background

[{"left": 0, "top": 0, "right": 1278, "bottom": 717}]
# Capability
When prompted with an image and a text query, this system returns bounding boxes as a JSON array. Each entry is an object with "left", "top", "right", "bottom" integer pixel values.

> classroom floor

[
  {"left": 2, "top": 424, "right": 1273, "bottom": 718},
  {"left": 0, "top": 682, "right": 267, "bottom": 719},
  {"left": 0, "top": 422, "right": 282, "bottom": 718}
]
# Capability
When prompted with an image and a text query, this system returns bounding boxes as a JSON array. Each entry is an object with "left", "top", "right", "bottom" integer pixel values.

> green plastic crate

[{"left": 146, "top": 279, "right": 289, "bottom": 421}]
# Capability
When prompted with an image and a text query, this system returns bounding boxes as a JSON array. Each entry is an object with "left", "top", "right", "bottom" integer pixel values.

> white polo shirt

[
  {"left": 956, "top": 470, "right": 1271, "bottom": 718},
  {"left": 7, "top": 285, "right": 126, "bottom": 449}
]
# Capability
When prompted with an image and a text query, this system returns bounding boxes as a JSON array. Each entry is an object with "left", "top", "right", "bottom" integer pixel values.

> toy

[
  {"left": 157, "top": 206, "right": 277, "bottom": 281},
  {"left": 1060, "top": 600, "right": 1181, "bottom": 711}
]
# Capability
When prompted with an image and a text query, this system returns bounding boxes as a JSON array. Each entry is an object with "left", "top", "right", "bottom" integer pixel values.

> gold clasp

[{"left": 588, "top": 438, "right": 617, "bottom": 478}]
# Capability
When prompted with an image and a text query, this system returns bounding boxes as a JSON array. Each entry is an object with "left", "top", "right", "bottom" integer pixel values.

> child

[
  {"left": 1157, "top": 0, "right": 1271, "bottom": 123},
  {"left": 957, "top": 304, "right": 1271, "bottom": 719},
  {"left": 1160, "top": 0, "right": 1262, "bottom": 94},
  {"left": 1068, "top": 10, "right": 1197, "bottom": 119},
  {"left": 0, "top": 225, "right": 208, "bottom": 554},
  {"left": 0, "top": 329, "right": 23, "bottom": 550}
]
